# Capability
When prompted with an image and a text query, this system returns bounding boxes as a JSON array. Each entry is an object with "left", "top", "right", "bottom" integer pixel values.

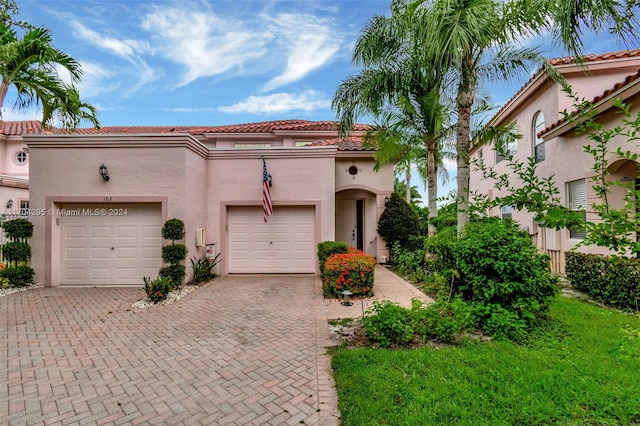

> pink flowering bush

[{"left": 322, "top": 252, "right": 375, "bottom": 298}]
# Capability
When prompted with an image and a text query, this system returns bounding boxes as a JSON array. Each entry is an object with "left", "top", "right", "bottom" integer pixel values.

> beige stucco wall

[
  {"left": 27, "top": 140, "right": 202, "bottom": 286},
  {"left": 25, "top": 134, "right": 394, "bottom": 284},
  {"left": 471, "top": 73, "right": 640, "bottom": 272},
  {"left": 208, "top": 148, "right": 337, "bottom": 275}
]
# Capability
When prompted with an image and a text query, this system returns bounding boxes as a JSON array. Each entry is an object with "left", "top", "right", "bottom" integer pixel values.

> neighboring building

[
  {"left": 0, "top": 121, "right": 36, "bottom": 216},
  {"left": 19, "top": 119, "right": 393, "bottom": 287},
  {"left": 470, "top": 49, "right": 640, "bottom": 273}
]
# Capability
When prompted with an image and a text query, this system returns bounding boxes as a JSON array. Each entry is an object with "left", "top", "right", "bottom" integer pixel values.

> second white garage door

[
  {"left": 61, "top": 203, "right": 162, "bottom": 285},
  {"left": 228, "top": 206, "right": 315, "bottom": 273}
]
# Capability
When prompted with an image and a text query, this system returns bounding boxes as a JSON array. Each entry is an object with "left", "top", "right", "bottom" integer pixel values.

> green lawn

[{"left": 331, "top": 297, "right": 640, "bottom": 425}]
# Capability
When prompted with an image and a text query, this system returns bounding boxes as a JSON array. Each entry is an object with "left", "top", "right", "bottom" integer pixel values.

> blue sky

[
  {"left": 11, "top": 0, "right": 629, "bottom": 128},
  {"left": 8, "top": 1, "right": 635, "bottom": 203}
]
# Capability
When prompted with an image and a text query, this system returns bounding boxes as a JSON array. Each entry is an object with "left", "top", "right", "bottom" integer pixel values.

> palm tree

[
  {"left": 394, "top": 176, "right": 423, "bottom": 204},
  {"left": 416, "top": 0, "right": 542, "bottom": 234},
  {"left": 0, "top": 21, "right": 99, "bottom": 129},
  {"left": 333, "top": 3, "right": 451, "bottom": 235},
  {"left": 547, "top": 0, "right": 639, "bottom": 56}
]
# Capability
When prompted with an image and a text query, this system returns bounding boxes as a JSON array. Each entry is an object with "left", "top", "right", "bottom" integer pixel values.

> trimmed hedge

[
  {"left": 566, "top": 251, "right": 640, "bottom": 310},
  {"left": 322, "top": 252, "right": 375, "bottom": 298},
  {"left": 317, "top": 241, "right": 349, "bottom": 279}
]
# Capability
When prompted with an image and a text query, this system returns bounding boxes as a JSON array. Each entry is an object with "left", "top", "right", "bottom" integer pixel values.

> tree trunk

[
  {"left": 426, "top": 138, "right": 438, "bottom": 236},
  {"left": 0, "top": 82, "right": 8, "bottom": 119},
  {"left": 405, "top": 168, "right": 412, "bottom": 204},
  {"left": 456, "top": 75, "right": 476, "bottom": 235}
]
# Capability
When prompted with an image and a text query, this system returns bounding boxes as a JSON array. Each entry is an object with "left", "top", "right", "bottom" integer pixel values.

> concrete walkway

[{"left": 1, "top": 266, "right": 430, "bottom": 425}]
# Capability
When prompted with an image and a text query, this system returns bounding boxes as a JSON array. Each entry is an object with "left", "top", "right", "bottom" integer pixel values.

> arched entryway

[{"left": 335, "top": 188, "right": 379, "bottom": 257}]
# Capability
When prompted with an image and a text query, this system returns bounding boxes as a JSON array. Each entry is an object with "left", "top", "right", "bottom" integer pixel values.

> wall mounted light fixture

[
  {"left": 99, "top": 164, "right": 110, "bottom": 182},
  {"left": 384, "top": 196, "right": 390, "bottom": 205},
  {"left": 6, "top": 199, "right": 13, "bottom": 209}
]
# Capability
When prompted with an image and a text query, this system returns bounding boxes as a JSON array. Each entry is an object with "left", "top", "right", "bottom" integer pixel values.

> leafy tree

[
  {"left": 0, "top": 3, "right": 99, "bottom": 129},
  {"left": 377, "top": 192, "right": 421, "bottom": 248}
]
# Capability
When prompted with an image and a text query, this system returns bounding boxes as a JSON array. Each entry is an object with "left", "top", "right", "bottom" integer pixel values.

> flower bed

[{"left": 322, "top": 251, "right": 375, "bottom": 298}]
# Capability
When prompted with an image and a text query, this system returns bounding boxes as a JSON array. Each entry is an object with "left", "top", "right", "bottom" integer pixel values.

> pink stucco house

[
  {"left": 0, "top": 121, "right": 33, "bottom": 215},
  {"left": 470, "top": 49, "right": 640, "bottom": 273},
  {"left": 18, "top": 120, "right": 393, "bottom": 287}
]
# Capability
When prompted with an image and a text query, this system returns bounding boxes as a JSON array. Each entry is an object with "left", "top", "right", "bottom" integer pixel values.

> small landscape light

[{"left": 341, "top": 290, "right": 353, "bottom": 306}]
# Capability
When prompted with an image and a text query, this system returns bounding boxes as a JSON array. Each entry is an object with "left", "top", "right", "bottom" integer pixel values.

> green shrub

[
  {"left": 190, "top": 254, "right": 221, "bottom": 284},
  {"left": 161, "top": 218, "right": 185, "bottom": 242},
  {"left": 377, "top": 193, "right": 421, "bottom": 248},
  {"left": 162, "top": 244, "right": 188, "bottom": 264},
  {"left": 317, "top": 241, "right": 349, "bottom": 278},
  {"left": 565, "top": 252, "right": 640, "bottom": 310},
  {"left": 429, "top": 201, "right": 457, "bottom": 231},
  {"left": 413, "top": 297, "right": 477, "bottom": 343},
  {"left": 0, "top": 265, "right": 35, "bottom": 287},
  {"left": 0, "top": 276, "right": 9, "bottom": 288},
  {"left": 364, "top": 300, "right": 416, "bottom": 348},
  {"left": 424, "top": 226, "right": 458, "bottom": 273},
  {"left": 143, "top": 276, "right": 175, "bottom": 303},
  {"left": 455, "top": 218, "right": 559, "bottom": 340},
  {"left": 2, "top": 241, "right": 31, "bottom": 265},
  {"left": 2, "top": 218, "right": 33, "bottom": 239},
  {"left": 159, "top": 264, "right": 186, "bottom": 287},
  {"left": 322, "top": 252, "right": 375, "bottom": 298},
  {"left": 390, "top": 241, "right": 429, "bottom": 283}
]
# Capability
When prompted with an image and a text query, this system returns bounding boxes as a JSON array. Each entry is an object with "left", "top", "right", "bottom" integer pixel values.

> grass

[{"left": 331, "top": 296, "right": 640, "bottom": 425}]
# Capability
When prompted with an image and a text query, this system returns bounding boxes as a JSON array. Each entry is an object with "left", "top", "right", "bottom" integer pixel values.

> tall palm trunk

[
  {"left": 0, "top": 82, "right": 9, "bottom": 115},
  {"left": 426, "top": 138, "right": 438, "bottom": 236},
  {"left": 456, "top": 74, "right": 476, "bottom": 235},
  {"left": 405, "top": 167, "right": 412, "bottom": 204}
]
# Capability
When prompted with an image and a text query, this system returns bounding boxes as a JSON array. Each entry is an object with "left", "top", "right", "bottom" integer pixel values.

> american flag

[{"left": 262, "top": 159, "right": 273, "bottom": 222}]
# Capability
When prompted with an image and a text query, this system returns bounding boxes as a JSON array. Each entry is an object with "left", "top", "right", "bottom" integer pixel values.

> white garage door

[
  {"left": 228, "top": 206, "right": 315, "bottom": 273},
  {"left": 61, "top": 203, "right": 162, "bottom": 286}
]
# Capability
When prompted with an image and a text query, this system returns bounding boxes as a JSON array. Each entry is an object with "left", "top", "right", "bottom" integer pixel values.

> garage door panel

[
  {"left": 116, "top": 226, "right": 136, "bottom": 238},
  {"left": 116, "top": 247, "right": 137, "bottom": 259},
  {"left": 228, "top": 206, "right": 315, "bottom": 273},
  {"left": 65, "top": 226, "right": 85, "bottom": 239},
  {"left": 90, "top": 247, "right": 111, "bottom": 259},
  {"left": 61, "top": 203, "right": 162, "bottom": 285}
]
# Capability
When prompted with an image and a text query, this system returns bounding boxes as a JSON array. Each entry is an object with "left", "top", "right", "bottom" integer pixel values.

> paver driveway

[{"left": 1, "top": 275, "right": 337, "bottom": 425}]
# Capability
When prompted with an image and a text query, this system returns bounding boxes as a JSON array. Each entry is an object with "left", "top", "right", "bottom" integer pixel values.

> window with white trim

[
  {"left": 20, "top": 200, "right": 29, "bottom": 216},
  {"left": 567, "top": 179, "right": 587, "bottom": 239},
  {"left": 15, "top": 151, "right": 28, "bottom": 164},
  {"left": 294, "top": 141, "right": 313, "bottom": 147},
  {"left": 501, "top": 205, "right": 513, "bottom": 220},
  {"left": 496, "top": 140, "right": 517, "bottom": 163},
  {"left": 533, "top": 111, "right": 545, "bottom": 162}
]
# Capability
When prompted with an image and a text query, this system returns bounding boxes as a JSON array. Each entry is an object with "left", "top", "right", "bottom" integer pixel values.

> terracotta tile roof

[
  {"left": 72, "top": 120, "right": 371, "bottom": 135},
  {"left": 548, "top": 49, "right": 640, "bottom": 66},
  {"left": 309, "top": 137, "right": 367, "bottom": 151},
  {"left": 542, "top": 68, "right": 640, "bottom": 135},
  {"left": 489, "top": 49, "right": 640, "bottom": 126},
  {"left": 0, "top": 120, "right": 54, "bottom": 135}
]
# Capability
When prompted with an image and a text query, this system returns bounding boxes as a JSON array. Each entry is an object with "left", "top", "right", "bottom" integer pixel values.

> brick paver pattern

[{"left": 1, "top": 276, "right": 326, "bottom": 425}]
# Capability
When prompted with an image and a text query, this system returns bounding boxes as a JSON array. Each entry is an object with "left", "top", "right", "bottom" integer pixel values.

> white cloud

[
  {"left": 69, "top": 21, "right": 149, "bottom": 59},
  {"left": 1, "top": 108, "right": 41, "bottom": 122},
  {"left": 262, "top": 13, "right": 342, "bottom": 91},
  {"left": 140, "top": 5, "right": 273, "bottom": 87},
  {"left": 219, "top": 90, "right": 330, "bottom": 114}
]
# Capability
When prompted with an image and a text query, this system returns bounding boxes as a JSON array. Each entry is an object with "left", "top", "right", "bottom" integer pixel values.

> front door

[{"left": 336, "top": 199, "right": 364, "bottom": 250}]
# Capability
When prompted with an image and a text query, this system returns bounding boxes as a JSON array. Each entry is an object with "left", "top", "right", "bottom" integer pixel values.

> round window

[
  {"left": 348, "top": 165, "right": 358, "bottom": 175},
  {"left": 15, "top": 151, "right": 27, "bottom": 164}
]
